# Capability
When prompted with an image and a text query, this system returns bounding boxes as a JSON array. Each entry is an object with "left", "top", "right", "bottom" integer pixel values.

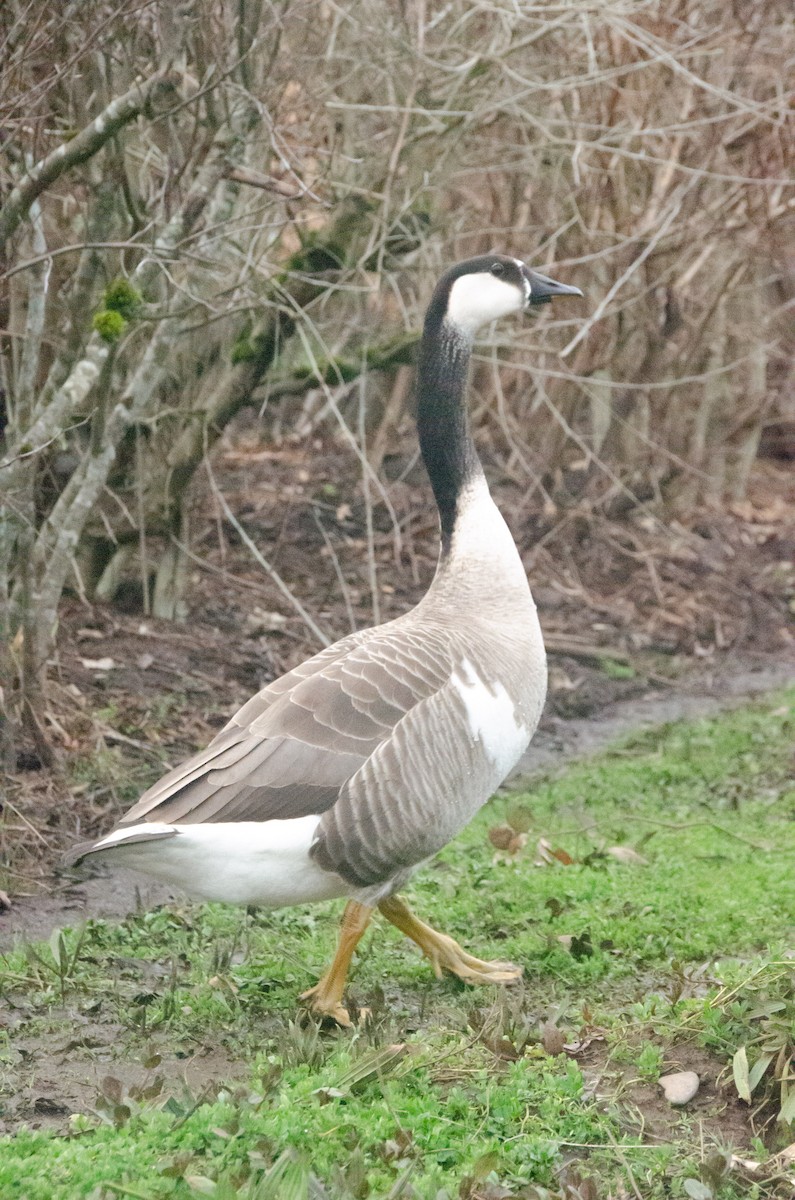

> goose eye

[{"left": 490, "top": 262, "right": 505, "bottom": 276}]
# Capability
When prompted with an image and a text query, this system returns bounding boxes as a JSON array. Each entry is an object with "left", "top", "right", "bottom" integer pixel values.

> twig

[
  {"left": 544, "top": 634, "right": 630, "bottom": 661},
  {"left": 291, "top": 319, "right": 404, "bottom": 558},
  {"left": 606, "top": 1130, "right": 644, "bottom": 1200},
  {"left": 1, "top": 240, "right": 158, "bottom": 282},
  {"left": 225, "top": 165, "right": 309, "bottom": 201},
  {"left": 204, "top": 458, "right": 331, "bottom": 647},
  {"left": 0, "top": 72, "right": 180, "bottom": 246},
  {"left": 560, "top": 187, "right": 689, "bottom": 358},
  {"left": 97, "top": 725, "right": 172, "bottom": 763},
  {"left": 616, "top": 816, "right": 773, "bottom": 853},
  {"left": 358, "top": 359, "right": 380, "bottom": 626},
  {"left": 312, "top": 507, "right": 358, "bottom": 634},
  {"left": 1, "top": 798, "right": 52, "bottom": 845},
  {"left": 0, "top": 417, "right": 91, "bottom": 469}
]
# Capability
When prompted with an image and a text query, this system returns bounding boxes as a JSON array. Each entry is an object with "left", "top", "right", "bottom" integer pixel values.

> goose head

[{"left": 430, "top": 254, "right": 582, "bottom": 338}]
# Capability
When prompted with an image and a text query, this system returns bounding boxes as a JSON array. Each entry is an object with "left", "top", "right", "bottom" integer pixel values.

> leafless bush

[{"left": 1, "top": 0, "right": 792, "bottom": 758}]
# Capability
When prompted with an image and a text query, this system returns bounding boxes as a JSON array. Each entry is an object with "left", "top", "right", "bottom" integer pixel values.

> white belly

[{"left": 92, "top": 817, "right": 354, "bottom": 907}]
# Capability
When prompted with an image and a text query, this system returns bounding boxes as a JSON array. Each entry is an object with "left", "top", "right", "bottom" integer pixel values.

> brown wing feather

[
  {"left": 312, "top": 677, "right": 488, "bottom": 886},
  {"left": 312, "top": 634, "right": 541, "bottom": 888},
  {"left": 117, "top": 620, "right": 454, "bottom": 831}
]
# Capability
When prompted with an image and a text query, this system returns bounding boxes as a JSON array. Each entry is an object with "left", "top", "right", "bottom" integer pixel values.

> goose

[{"left": 67, "top": 255, "right": 582, "bottom": 1025}]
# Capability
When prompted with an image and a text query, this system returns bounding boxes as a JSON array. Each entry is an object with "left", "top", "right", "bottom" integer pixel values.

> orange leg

[
  {"left": 301, "top": 900, "right": 374, "bottom": 1026},
  {"left": 378, "top": 895, "right": 522, "bottom": 984}
]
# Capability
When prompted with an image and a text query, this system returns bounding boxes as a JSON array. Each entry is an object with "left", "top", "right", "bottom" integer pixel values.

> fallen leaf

[
  {"left": 380, "top": 1127, "right": 414, "bottom": 1166},
  {"left": 660, "top": 1070, "right": 700, "bottom": 1105},
  {"left": 79, "top": 656, "right": 115, "bottom": 671},
  {"left": 33, "top": 1097, "right": 70, "bottom": 1115},
  {"left": 563, "top": 1029, "right": 606, "bottom": 1056},
  {"left": 569, "top": 930, "right": 593, "bottom": 959},
  {"left": 312, "top": 1086, "right": 345, "bottom": 1104},
  {"left": 548, "top": 665, "right": 582, "bottom": 692},
  {"left": 470, "top": 1151, "right": 502, "bottom": 1180},
  {"left": 505, "top": 801, "right": 533, "bottom": 833},
  {"left": 184, "top": 1177, "right": 217, "bottom": 1196},
  {"left": 729, "top": 1154, "right": 760, "bottom": 1174},
  {"left": 101, "top": 1076, "right": 124, "bottom": 1105},
  {"left": 481, "top": 1035, "right": 520, "bottom": 1062},
  {"left": 558, "top": 1166, "right": 598, "bottom": 1200},
  {"left": 683, "top": 1180, "right": 712, "bottom": 1200},
  {"left": 541, "top": 1022, "right": 566, "bottom": 1056},
  {"left": 732, "top": 1045, "right": 751, "bottom": 1102},
  {"left": 488, "top": 825, "right": 515, "bottom": 850},
  {"left": 606, "top": 845, "right": 649, "bottom": 866},
  {"left": 536, "top": 837, "right": 574, "bottom": 865},
  {"left": 488, "top": 824, "right": 527, "bottom": 857},
  {"left": 555, "top": 931, "right": 593, "bottom": 959}
]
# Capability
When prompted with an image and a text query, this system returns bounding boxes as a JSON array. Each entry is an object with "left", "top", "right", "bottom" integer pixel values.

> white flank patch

[
  {"left": 451, "top": 658, "right": 530, "bottom": 780},
  {"left": 446, "top": 272, "right": 524, "bottom": 335},
  {"left": 91, "top": 816, "right": 352, "bottom": 907}
]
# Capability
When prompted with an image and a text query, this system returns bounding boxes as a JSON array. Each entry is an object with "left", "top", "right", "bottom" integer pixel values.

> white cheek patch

[
  {"left": 514, "top": 258, "right": 531, "bottom": 304},
  {"left": 446, "top": 272, "right": 524, "bottom": 334},
  {"left": 451, "top": 658, "right": 530, "bottom": 778}
]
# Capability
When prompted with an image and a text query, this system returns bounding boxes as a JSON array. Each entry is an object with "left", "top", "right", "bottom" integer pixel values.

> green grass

[{"left": 1, "top": 691, "right": 793, "bottom": 1199}]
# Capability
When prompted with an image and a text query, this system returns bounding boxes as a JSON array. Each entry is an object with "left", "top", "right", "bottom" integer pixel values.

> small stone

[{"left": 659, "top": 1070, "right": 700, "bottom": 1105}]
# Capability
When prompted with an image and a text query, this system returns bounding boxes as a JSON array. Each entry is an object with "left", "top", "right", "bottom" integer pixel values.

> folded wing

[{"left": 116, "top": 622, "right": 456, "bottom": 836}]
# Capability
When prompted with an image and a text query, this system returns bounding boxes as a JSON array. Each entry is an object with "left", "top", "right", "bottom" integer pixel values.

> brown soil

[
  {"left": 611, "top": 1044, "right": 751, "bottom": 1146},
  {"left": 0, "top": 1010, "right": 249, "bottom": 1138},
  {"left": 578, "top": 1040, "right": 759, "bottom": 1157}
]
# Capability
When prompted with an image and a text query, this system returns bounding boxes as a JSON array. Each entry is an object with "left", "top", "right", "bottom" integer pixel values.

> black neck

[{"left": 416, "top": 316, "right": 483, "bottom": 549}]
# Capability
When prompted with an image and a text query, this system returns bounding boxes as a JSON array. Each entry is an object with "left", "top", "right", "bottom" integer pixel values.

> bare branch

[
  {"left": 205, "top": 460, "right": 331, "bottom": 648},
  {"left": 0, "top": 71, "right": 182, "bottom": 247}
]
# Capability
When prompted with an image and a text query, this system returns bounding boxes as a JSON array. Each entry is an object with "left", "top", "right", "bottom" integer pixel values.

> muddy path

[
  {"left": 1, "top": 656, "right": 790, "bottom": 953},
  {"left": 515, "top": 657, "right": 793, "bottom": 775}
]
